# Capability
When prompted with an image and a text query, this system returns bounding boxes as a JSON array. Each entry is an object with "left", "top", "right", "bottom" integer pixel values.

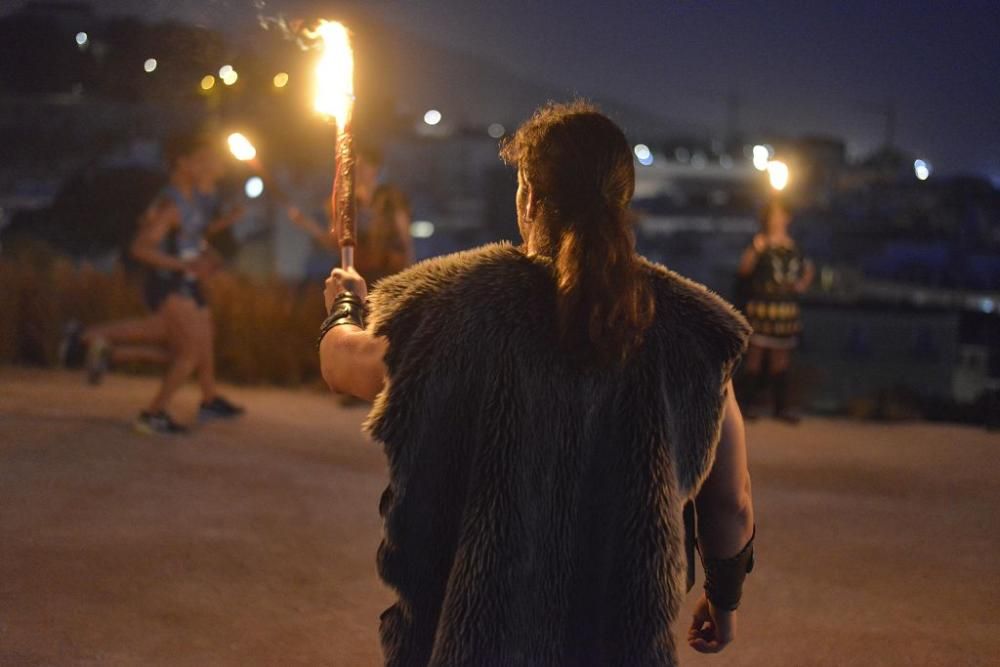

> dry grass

[{"left": 0, "top": 246, "right": 326, "bottom": 386}]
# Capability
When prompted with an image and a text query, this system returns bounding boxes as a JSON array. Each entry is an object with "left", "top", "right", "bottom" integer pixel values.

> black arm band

[
  {"left": 317, "top": 291, "right": 367, "bottom": 349},
  {"left": 700, "top": 526, "right": 755, "bottom": 611}
]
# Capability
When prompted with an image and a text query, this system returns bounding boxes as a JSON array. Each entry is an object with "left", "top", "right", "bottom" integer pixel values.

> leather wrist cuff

[
  {"left": 701, "top": 526, "right": 755, "bottom": 611},
  {"left": 317, "top": 291, "right": 367, "bottom": 349}
]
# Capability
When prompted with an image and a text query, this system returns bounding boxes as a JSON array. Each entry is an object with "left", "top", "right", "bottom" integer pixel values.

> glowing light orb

[
  {"left": 75, "top": 32, "right": 88, "bottom": 46},
  {"left": 410, "top": 220, "right": 435, "bottom": 238},
  {"left": 767, "top": 160, "right": 790, "bottom": 191},
  {"left": 487, "top": 123, "right": 505, "bottom": 139},
  {"left": 221, "top": 70, "right": 238, "bottom": 86},
  {"left": 244, "top": 176, "right": 264, "bottom": 199},
  {"left": 752, "top": 144, "right": 770, "bottom": 171},
  {"left": 914, "top": 159, "right": 931, "bottom": 181},
  {"left": 273, "top": 72, "right": 289, "bottom": 88},
  {"left": 227, "top": 133, "right": 257, "bottom": 162},
  {"left": 143, "top": 58, "right": 157, "bottom": 73},
  {"left": 200, "top": 75, "right": 216, "bottom": 91},
  {"left": 423, "top": 109, "right": 442, "bottom": 126}
]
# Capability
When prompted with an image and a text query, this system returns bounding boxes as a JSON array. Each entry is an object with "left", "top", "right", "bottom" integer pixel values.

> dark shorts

[{"left": 144, "top": 273, "right": 206, "bottom": 312}]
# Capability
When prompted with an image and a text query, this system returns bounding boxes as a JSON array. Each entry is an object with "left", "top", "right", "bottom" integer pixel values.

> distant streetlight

[
  {"left": 244, "top": 176, "right": 264, "bottom": 199},
  {"left": 75, "top": 31, "right": 88, "bottom": 47},
  {"left": 143, "top": 58, "right": 157, "bottom": 73},
  {"left": 767, "top": 160, "right": 790, "bottom": 191},
  {"left": 227, "top": 133, "right": 257, "bottom": 162},
  {"left": 634, "top": 143, "right": 654, "bottom": 166},
  {"left": 273, "top": 72, "right": 289, "bottom": 88},
  {"left": 914, "top": 159, "right": 931, "bottom": 181},
  {"left": 752, "top": 144, "right": 771, "bottom": 171},
  {"left": 423, "top": 109, "right": 442, "bottom": 126},
  {"left": 411, "top": 220, "right": 435, "bottom": 238}
]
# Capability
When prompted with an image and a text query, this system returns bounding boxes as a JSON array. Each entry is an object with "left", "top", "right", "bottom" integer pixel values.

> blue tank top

[{"left": 154, "top": 185, "right": 210, "bottom": 279}]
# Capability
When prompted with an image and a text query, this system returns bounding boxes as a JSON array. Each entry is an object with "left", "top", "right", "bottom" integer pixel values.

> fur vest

[{"left": 364, "top": 243, "right": 750, "bottom": 667}]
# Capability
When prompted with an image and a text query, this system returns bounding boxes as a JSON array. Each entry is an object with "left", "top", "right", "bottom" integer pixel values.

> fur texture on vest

[{"left": 364, "top": 243, "right": 750, "bottom": 667}]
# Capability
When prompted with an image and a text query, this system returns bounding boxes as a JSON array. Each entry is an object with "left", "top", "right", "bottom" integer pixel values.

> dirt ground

[{"left": 1, "top": 368, "right": 998, "bottom": 666}]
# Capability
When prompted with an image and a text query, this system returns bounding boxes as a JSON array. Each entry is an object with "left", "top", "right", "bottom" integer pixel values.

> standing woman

[
  {"left": 356, "top": 184, "right": 414, "bottom": 283},
  {"left": 320, "top": 101, "right": 756, "bottom": 666},
  {"left": 737, "top": 200, "right": 814, "bottom": 422}
]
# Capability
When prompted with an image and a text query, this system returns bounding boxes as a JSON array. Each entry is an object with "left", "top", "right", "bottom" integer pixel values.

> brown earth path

[{"left": 1, "top": 368, "right": 998, "bottom": 666}]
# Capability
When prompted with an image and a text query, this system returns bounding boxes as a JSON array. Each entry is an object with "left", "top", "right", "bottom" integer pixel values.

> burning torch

[{"left": 311, "top": 20, "right": 356, "bottom": 271}]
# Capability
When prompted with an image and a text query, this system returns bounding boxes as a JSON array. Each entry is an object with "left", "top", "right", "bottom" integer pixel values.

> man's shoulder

[
  {"left": 372, "top": 243, "right": 530, "bottom": 298},
  {"left": 639, "top": 256, "right": 751, "bottom": 358},
  {"left": 367, "top": 242, "right": 539, "bottom": 333}
]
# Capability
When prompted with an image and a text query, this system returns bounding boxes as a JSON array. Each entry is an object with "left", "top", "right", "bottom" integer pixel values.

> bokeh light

[
  {"left": 752, "top": 144, "right": 770, "bottom": 171},
  {"left": 487, "top": 123, "right": 505, "bottom": 139},
  {"left": 767, "top": 160, "right": 790, "bottom": 191},
  {"left": 273, "top": 72, "right": 289, "bottom": 88},
  {"left": 75, "top": 31, "right": 88, "bottom": 47},
  {"left": 143, "top": 58, "right": 157, "bottom": 73},
  {"left": 634, "top": 144, "right": 654, "bottom": 166},
  {"left": 423, "top": 109, "right": 442, "bottom": 126},
  {"left": 221, "top": 70, "right": 239, "bottom": 86},
  {"left": 227, "top": 133, "right": 257, "bottom": 161},
  {"left": 411, "top": 220, "right": 435, "bottom": 238},
  {"left": 914, "top": 159, "right": 931, "bottom": 181},
  {"left": 244, "top": 176, "right": 264, "bottom": 199},
  {"left": 200, "top": 75, "right": 216, "bottom": 91}
]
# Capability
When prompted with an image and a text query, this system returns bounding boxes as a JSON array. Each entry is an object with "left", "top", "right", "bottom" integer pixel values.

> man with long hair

[{"left": 319, "top": 102, "right": 755, "bottom": 665}]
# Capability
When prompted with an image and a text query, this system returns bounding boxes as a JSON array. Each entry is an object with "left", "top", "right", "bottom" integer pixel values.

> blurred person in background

[
  {"left": 286, "top": 144, "right": 412, "bottom": 283},
  {"left": 68, "top": 133, "right": 246, "bottom": 434},
  {"left": 318, "top": 101, "right": 755, "bottom": 665},
  {"left": 736, "top": 200, "right": 814, "bottom": 423}
]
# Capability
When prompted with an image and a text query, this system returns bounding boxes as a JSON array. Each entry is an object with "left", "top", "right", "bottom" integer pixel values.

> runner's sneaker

[
  {"left": 134, "top": 411, "right": 188, "bottom": 436},
  {"left": 58, "top": 320, "right": 86, "bottom": 369},
  {"left": 86, "top": 337, "right": 111, "bottom": 385},
  {"left": 198, "top": 396, "right": 245, "bottom": 421}
]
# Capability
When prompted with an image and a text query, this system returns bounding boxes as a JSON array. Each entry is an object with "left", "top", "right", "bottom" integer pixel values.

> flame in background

[
  {"left": 311, "top": 20, "right": 354, "bottom": 130},
  {"left": 227, "top": 132, "right": 257, "bottom": 161}
]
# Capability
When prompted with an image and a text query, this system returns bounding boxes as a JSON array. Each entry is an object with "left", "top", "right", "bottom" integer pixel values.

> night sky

[{"left": 10, "top": 0, "right": 1000, "bottom": 178}]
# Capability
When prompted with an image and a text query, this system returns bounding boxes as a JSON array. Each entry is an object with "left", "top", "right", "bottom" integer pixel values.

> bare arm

[
  {"left": 319, "top": 326, "right": 387, "bottom": 401},
  {"left": 696, "top": 383, "right": 754, "bottom": 557},
  {"left": 205, "top": 204, "right": 245, "bottom": 237},
  {"left": 288, "top": 205, "right": 338, "bottom": 251},
  {"left": 318, "top": 267, "right": 387, "bottom": 401},
  {"left": 688, "top": 381, "right": 754, "bottom": 654},
  {"left": 737, "top": 235, "right": 765, "bottom": 278},
  {"left": 795, "top": 259, "right": 816, "bottom": 294},
  {"left": 130, "top": 199, "right": 186, "bottom": 273}
]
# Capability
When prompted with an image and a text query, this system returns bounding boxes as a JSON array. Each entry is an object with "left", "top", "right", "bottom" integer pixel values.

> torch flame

[
  {"left": 312, "top": 20, "right": 354, "bottom": 130},
  {"left": 227, "top": 132, "right": 257, "bottom": 161}
]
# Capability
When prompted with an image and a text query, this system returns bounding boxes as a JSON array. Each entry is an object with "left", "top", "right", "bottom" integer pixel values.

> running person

[{"left": 124, "top": 133, "right": 244, "bottom": 434}]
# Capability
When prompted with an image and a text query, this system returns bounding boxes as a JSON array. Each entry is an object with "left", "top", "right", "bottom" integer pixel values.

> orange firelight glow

[
  {"left": 311, "top": 20, "right": 354, "bottom": 131},
  {"left": 227, "top": 133, "right": 257, "bottom": 162}
]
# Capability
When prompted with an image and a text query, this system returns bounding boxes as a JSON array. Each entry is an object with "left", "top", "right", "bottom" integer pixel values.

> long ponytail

[{"left": 502, "top": 101, "right": 654, "bottom": 366}]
